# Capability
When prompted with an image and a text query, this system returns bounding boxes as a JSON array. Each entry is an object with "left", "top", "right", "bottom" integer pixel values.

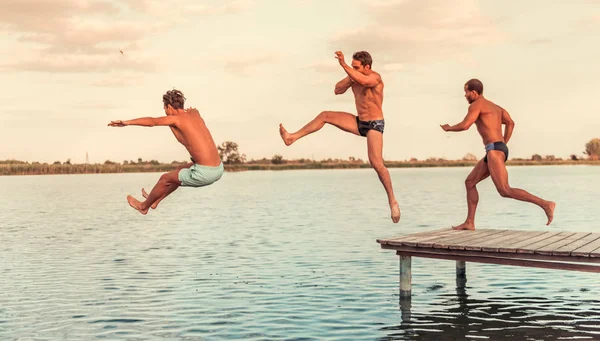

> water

[{"left": 1, "top": 165, "right": 599, "bottom": 340}]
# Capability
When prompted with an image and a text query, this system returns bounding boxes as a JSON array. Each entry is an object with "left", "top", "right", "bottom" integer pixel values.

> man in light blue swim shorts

[{"left": 109, "top": 89, "right": 224, "bottom": 215}]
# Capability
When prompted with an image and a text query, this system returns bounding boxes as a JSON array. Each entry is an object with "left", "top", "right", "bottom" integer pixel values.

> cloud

[
  {"left": 0, "top": 0, "right": 254, "bottom": 75},
  {"left": 91, "top": 74, "right": 146, "bottom": 88},
  {"left": 529, "top": 38, "right": 553, "bottom": 45},
  {"left": 328, "top": 0, "right": 504, "bottom": 65},
  {"left": 222, "top": 53, "right": 281, "bottom": 76}
]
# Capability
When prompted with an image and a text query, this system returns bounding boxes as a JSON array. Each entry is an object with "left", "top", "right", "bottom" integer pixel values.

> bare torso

[
  {"left": 351, "top": 71, "right": 384, "bottom": 121},
  {"left": 171, "top": 109, "right": 221, "bottom": 166},
  {"left": 473, "top": 98, "right": 506, "bottom": 145}
]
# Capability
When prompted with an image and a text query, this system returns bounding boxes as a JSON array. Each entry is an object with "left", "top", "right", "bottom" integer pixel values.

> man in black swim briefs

[
  {"left": 278, "top": 50, "right": 400, "bottom": 224},
  {"left": 440, "top": 79, "right": 556, "bottom": 230}
]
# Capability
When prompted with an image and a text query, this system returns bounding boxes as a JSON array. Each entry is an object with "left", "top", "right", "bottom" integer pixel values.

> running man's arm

[
  {"left": 441, "top": 104, "right": 480, "bottom": 132},
  {"left": 501, "top": 107, "right": 515, "bottom": 143},
  {"left": 334, "top": 76, "right": 354, "bottom": 95},
  {"left": 108, "top": 116, "right": 179, "bottom": 127}
]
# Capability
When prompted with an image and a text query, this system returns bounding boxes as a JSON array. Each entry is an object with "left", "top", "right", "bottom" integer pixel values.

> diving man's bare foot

[
  {"left": 390, "top": 201, "right": 400, "bottom": 223},
  {"left": 452, "top": 221, "right": 475, "bottom": 230},
  {"left": 544, "top": 201, "right": 556, "bottom": 225},
  {"left": 279, "top": 124, "right": 295, "bottom": 146},
  {"left": 127, "top": 195, "right": 148, "bottom": 215},
  {"left": 141, "top": 188, "right": 158, "bottom": 209}
]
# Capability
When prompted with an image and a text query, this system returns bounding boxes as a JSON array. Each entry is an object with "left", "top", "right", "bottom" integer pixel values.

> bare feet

[
  {"left": 141, "top": 188, "right": 158, "bottom": 209},
  {"left": 452, "top": 221, "right": 475, "bottom": 230},
  {"left": 127, "top": 195, "right": 148, "bottom": 215},
  {"left": 544, "top": 201, "right": 556, "bottom": 225},
  {"left": 279, "top": 124, "right": 295, "bottom": 146},
  {"left": 390, "top": 201, "right": 400, "bottom": 223}
]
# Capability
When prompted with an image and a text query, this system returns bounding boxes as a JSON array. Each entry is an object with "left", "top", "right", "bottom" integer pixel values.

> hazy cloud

[
  {"left": 329, "top": 0, "right": 504, "bottom": 65},
  {"left": 0, "top": 0, "right": 254, "bottom": 75},
  {"left": 222, "top": 53, "right": 281, "bottom": 76}
]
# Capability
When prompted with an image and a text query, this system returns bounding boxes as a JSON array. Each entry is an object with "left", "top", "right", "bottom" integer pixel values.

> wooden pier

[{"left": 377, "top": 228, "right": 600, "bottom": 298}]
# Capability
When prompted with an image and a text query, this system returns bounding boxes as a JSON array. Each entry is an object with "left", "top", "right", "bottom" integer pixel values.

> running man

[
  {"left": 440, "top": 79, "right": 556, "bottom": 230},
  {"left": 279, "top": 51, "right": 401, "bottom": 223},
  {"left": 108, "top": 89, "right": 223, "bottom": 214}
]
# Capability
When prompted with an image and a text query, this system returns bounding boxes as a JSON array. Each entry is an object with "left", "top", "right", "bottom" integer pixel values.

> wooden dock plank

[
  {"left": 416, "top": 229, "right": 501, "bottom": 248},
  {"left": 464, "top": 230, "right": 518, "bottom": 251},
  {"left": 442, "top": 230, "right": 509, "bottom": 250},
  {"left": 482, "top": 230, "right": 548, "bottom": 253},
  {"left": 433, "top": 230, "right": 507, "bottom": 249},
  {"left": 571, "top": 237, "right": 600, "bottom": 257},
  {"left": 517, "top": 232, "right": 576, "bottom": 254},
  {"left": 401, "top": 229, "right": 460, "bottom": 247},
  {"left": 552, "top": 233, "right": 600, "bottom": 256},
  {"left": 376, "top": 228, "right": 454, "bottom": 246},
  {"left": 498, "top": 231, "right": 558, "bottom": 253},
  {"left": 536, "top": 232, "right": 592, "bottom": 255}
]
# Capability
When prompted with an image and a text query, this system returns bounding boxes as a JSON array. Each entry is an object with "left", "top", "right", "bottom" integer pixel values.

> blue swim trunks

[{"left": 178, "top": 162, "right": 224, "bottom": 187}]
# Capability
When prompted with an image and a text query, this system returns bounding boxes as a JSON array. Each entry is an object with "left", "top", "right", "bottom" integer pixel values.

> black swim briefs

[
  {"left": 356, "top": 117, "right": 385, "bottom": 137},
  {"left": 483, "top": 141, "right": 509, "bottom": 163}
]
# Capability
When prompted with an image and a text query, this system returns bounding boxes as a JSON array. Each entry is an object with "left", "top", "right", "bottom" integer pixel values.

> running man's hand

[
  {"left": 334, "top": 51, "right": 345, "bottom": 65},
  {"left": 108, "top": 120, "right": 126, "bottom": 127},
  {"left": 440, "top": 124, "right": 451, "bottom": 131}
]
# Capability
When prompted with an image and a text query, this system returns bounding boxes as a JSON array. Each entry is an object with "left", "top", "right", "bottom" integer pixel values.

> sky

[{"left": 1, "top": 0, "right": 599, "bottom": 164}]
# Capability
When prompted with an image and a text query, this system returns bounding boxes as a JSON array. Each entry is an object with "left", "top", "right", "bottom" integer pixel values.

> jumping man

[
  {"left": 108, "top": 89, "right": 223, "bottom": 214},
  {"left": 279, "top": 51, "right": 401, "bottom": 223}
]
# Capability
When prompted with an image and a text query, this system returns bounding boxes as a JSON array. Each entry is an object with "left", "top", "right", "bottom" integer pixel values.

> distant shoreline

[{"left": 1, "top": 159, "right": 599, "bottom": 176}]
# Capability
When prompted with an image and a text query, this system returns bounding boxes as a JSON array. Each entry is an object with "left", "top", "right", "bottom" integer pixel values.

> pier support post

[
  {"left": 456, "top": 260, "right": 467, "bottom": 290},
  {"left": 456, "top": 260, "right": 466, "bottom": 277},
  {"left": 400, "top": 255, "right": 412, "bottom": 298}
]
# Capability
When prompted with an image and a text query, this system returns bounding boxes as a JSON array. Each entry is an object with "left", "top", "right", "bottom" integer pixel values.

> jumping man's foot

[
  {"left": 544, "top": 201, "right": 556, "bottom": 225},
  {"left": 141, "top": 188, "right": 158, "bottom": 209},
  {"left": 127, "top": 195, "right": 148, "bottom": 215},
  {"left": 279, "top": 124, "right": 295, "bottom": 146},
  {"left": 452, "top": 221, "right": 475, "bottom": 231},
  {"left": 390, "top": 201, "right": 400, "bottom": 223}
]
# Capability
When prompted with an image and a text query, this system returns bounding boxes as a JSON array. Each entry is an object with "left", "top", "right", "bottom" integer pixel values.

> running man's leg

[
  {"left": 486, "top": 150, "right": 556, "bottom": 225},
  {"left": 453, "top": 159, "right": 489, "bottom": 230},
  {"left": 366, "top": 130, "right": 400, "bottom": 223},
  {"left": 279, "top": 111, "right": 359, "bottom": 145}
]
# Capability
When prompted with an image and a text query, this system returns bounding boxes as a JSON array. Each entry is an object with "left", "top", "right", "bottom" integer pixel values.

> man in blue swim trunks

[
  {"left": 279, "top": 51, "right": 400, "bottom": 223},
  {"left": 108, "top": 89, "right": 223, "bottom": 215},
  {"left": 440, "top": 79, "right": 556, "bottom": 230}
]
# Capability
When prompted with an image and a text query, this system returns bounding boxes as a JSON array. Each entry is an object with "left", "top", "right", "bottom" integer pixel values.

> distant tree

[
  {"left": 570, "top": 154, "right": 579, "bottom": 161},
  {"left": 218, "top": 141, "right": 246, "bottom": 164},
  {"left": 123, "top": 160, "right": 129, "bottom": 165},
  {"left": 65, "top": 158, "right": 71, "bottom": 165},
  {"left": 149, "top": 160, "right": 160, "bottom": 165},
  {"left": 544, "top": 155, "right": 556, "bottom": 161},
  {"left": 53, "top": 161, "right": 61, "bottom": 165},
  {"left": 410, "top": 157, "right": 418, "bottom": 162},
  {"left": 531, "top": 154, "right": 542, "bottom": 161},
  {"left": 462, "top": 153, "right": 478, "bottom": 161},
  {"left": 104, "top": 160, "right": 116, "bottom": 165},
  {"left": 271, "top": 154, "right": 284, "bottom": 165},
  {"left": 585, "top": 138, "right": 600, "bottom": 160},
  {"left": 138, "top": 158, "right": 143, "bottom": 164}
]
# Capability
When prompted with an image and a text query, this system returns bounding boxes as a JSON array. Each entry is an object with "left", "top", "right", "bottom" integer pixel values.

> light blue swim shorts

[{"left": 178, "top": 162, "right": 224, "bottom": 187}]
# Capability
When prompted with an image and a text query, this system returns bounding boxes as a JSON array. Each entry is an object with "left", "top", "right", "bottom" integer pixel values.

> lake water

[{"left": 1, "top": 165, "right": 600, "bottom": 340}]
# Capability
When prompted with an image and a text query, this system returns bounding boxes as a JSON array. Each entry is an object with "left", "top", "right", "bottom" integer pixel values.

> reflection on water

[{"left": 387, "top": 275, "right": 600, "bottom": 340}]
